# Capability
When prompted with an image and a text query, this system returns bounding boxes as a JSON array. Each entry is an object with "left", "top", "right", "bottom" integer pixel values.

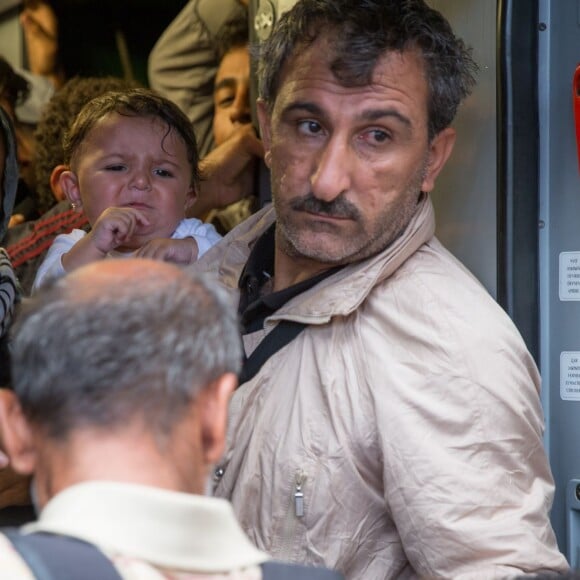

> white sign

[
  {"left": 559, "top": 252, "right": 580, "bottom": 300},
  {"left": 560, "top": 351, "right": 580, "bottom": 400}
]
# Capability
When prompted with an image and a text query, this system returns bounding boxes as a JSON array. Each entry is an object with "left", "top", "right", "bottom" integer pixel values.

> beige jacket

[{"left": 194, "top": 195, "right": 568, "bottom": 579}]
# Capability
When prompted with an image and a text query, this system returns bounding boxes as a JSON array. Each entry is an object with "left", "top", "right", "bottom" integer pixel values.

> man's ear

[
  {"left": 421, "top": 127, "right": 456, "bottom": 193},
  {"left": 58, "top": 169, "right": 82, "bottom": 208},
  {"left": 256, "top": 98, "right": 272, "bottom": 168},
  {"left": 198, "top": 373, "right": 237, "bottom": 465},
  {"left": 49, "top": 164, "right": 69, "bottom": 202},
  {"left": 0, "top": 390, "right": 37, "bottom": 475}
]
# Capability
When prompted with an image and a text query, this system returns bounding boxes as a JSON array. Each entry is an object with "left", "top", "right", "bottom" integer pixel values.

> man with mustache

[{"left": 193, "top": 0, "right": 568, "bottom": 577}]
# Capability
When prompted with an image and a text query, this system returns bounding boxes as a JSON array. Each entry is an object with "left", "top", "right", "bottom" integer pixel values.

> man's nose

[{"left": 310, "top": 137, "right": 352, "bottom": 202}]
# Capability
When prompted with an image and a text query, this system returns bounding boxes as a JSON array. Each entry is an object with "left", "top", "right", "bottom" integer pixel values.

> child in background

[
  {"left": 5, "top": 75, "right": 140, "bottom": 297},
  {"left": 33, "top": 88, "right": 221, "bottom": 290}
]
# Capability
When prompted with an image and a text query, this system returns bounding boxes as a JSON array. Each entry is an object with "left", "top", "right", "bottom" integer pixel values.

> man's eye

[
  {"left": 357, "top": 129, "right": 392, "bottom": 147},
  {"left": 216, "top": 92, "right": 235, "bottom": 108},
  {"left": 369, "top": 130, "right": 389, "bottom": 143},
  {"left": 297, "top": 120, "right": 322, "bottom": 135}
]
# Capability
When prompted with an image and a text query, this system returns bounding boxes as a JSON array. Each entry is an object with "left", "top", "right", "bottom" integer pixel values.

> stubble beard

[{"left": 274, "top": 163, "right": 427, "bottom": 267}]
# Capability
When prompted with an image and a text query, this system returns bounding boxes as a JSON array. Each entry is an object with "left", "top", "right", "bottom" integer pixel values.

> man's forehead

[
  {"left": 217, "top": 45, "right": 249, "bottom": 77},
  {"left": 277, "top": 33, "right": 426, "bottom": 92},
  {"left": 281, "top": 33, "right": 336, "bottom": 77},
  {"left": 272, "top": 39, "right": 429, "bottom": 124}
]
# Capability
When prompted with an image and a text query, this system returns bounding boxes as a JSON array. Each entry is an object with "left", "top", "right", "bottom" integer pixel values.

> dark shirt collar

[{"left": 238, "top": 223, "right": 343, "bottom": 333}]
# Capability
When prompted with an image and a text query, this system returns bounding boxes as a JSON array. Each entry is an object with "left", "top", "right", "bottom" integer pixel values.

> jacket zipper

[
  {"left": 277, "top": 469, "right": 306, "bottom": 559},
  {"left": 294, "top": 473, "right": 305, "bottom": 517}
]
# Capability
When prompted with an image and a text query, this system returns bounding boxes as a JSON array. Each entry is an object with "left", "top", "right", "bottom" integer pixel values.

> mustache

[{"left": 289, "top": 193, "right": 360, "bottom": 220}]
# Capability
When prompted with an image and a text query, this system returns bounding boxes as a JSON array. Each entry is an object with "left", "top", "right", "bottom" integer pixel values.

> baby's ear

[
  {"left": 59, "top": 170, "right": 82, "bottom": 208},
  {"left": 184, "top": 185, "right": 197, "bottom": 211},
  {"left": 49, "top": 165, "right": 69, "bottom": 202}
]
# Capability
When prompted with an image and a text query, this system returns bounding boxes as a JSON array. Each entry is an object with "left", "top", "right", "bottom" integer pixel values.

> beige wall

[{"left": 428, "top": 0, "right": 498, "bottom": 298}]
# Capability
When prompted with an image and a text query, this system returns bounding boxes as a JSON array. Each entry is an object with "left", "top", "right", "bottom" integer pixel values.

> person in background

[
  {"left": 192, "top": 0, "right": 569, "bottom": 577},
  {"left": 148, "top": 0, "right": 263, "bottom": 228},
  {"left": 0, "top": 106, "right": 31, "bottom": 525},
  {"left": 0, "top": 57, "right": 43, "bottom": 226},
  {"left": 148, "top": 0, "right": 248, "bottom": 158},
  {"left": 212, "top": 15, "right": 251, "bottom": 153},
  {"left": 0, "top": 257, "right": 343, "bottom": 578},
  {"left": 204, "top": 14, "right": 257, "bottom": 234},
  {"left": 32, "top": 88, "right": 221, "bottom": 291},
  {"left": 0, "top": 107, "right": 20, "bottom": 386},
  {"left": 0, "top": 59, "right": 30, "bottom": 126},
  {"left": 19, "top": 0, "right": 65, "bottom": 91},
  {"left": 3, "top": 75, "right": 139, "bottom": 296},
  {"left": 6, "top": 0, "right": 71, "bottom": 224}
]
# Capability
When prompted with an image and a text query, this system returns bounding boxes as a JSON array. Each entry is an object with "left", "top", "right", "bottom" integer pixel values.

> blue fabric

[{"left": 2, "top": 529, "right": 122, "bottom": 580}]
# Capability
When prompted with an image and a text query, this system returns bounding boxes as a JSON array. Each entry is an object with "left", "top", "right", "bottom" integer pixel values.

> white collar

[{"left": 24, "top": 481, "right": 268, "bottom": 573}]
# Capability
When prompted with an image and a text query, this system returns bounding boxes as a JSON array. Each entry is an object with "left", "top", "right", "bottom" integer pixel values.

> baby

[{"left": 33, "top": 88, "right": 221, "bottom": 291}]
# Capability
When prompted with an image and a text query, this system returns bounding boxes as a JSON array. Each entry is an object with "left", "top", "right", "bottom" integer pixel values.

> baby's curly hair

[{"left": 33, "top": 75, "right": 140, "bottom": 214}]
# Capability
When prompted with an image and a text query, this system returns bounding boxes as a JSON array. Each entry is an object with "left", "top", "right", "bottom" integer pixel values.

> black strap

[
  {"left": 2, "top": 528, "right": 344, "bottom": 580},
  {"left": 2, "top": 529, "right": 122, "bottom": 580},
  {"left": 239, "top": 320, "right": 307, "bottom": 385},
  {"left": 262, "top": 560, "right": 344, "bottom": 579}
]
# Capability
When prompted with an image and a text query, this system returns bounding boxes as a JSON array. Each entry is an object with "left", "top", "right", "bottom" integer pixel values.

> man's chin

[{"left": 285, "top": 233, "right": 358, "bottom": 265}]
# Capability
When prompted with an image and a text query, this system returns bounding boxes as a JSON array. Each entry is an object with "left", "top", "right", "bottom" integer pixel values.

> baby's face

[{"left": 72, "top": 112, "right": 194, "bottom": 242}]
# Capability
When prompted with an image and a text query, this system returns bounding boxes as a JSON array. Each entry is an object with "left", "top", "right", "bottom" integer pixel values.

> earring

[{"left": 71, "top": 202, "right": 77, "bottom": 210}]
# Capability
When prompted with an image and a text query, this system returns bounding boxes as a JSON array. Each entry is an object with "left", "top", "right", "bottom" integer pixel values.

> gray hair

[
  {"left": 257, "top": 0, "right": 478, "bottom": 140},
  {"left": 10, "top": 264, "right": 241, "bottom": 441}
]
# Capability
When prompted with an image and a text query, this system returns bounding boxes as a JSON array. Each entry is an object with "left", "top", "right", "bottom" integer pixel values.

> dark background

[{"left": 32, "top": 0, "right": 185, "bottom": 86}]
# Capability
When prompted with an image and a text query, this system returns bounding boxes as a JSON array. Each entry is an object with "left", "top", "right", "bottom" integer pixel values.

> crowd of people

[{"left": 0, "top": 0, "right": 574, "bottom": 578}]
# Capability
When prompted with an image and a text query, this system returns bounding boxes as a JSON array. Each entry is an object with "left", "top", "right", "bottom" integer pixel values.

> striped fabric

[
  {"left": 0, "top": 248, "right": 19, "bottom": 338},
  {"left": 6, "top": 207, "right": 89, "bottom": 269},
  {"left": 4, "top": 202, "right": 89, "bottom": 296}
]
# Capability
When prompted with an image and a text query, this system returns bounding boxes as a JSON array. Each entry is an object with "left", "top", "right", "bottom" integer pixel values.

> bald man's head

[
  {"left": 9, "top": 259, "right": 242, "bottom": 438},
  {"left": 64, "top": 259, "right": 189, "bottom": 303}
]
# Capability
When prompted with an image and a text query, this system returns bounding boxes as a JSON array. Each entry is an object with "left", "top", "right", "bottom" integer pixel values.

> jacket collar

[{"left": 196, "top": 193, "right": 435, "bottom": 325}]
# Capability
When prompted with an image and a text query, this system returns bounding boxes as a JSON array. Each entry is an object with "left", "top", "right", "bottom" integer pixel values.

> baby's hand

[
  {"left": 88, "top": 207, "right": 150, "bottom": 254},
  {"left": 134, "top": 238, "right": 199, "bottom": 265}
]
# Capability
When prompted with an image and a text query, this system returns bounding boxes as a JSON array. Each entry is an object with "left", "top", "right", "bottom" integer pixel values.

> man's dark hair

[
  {"left": 34, "top": 76, "right": 140, "bottom": 214},
  {"left": 216, "top": 11, "right": 249, "bottom": 62},
  {"left": 257, "top": 0, "right": 478, "bottom": 139}
]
